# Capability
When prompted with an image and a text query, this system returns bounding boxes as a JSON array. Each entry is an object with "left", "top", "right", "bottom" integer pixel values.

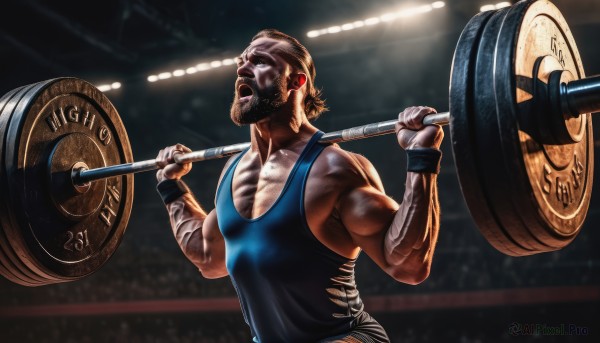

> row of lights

[
  {"left": 96, "top": 56, "right": 240, "bottom": 89},
  {"left": 480, "top": 2, "right": 511, "bottom": 12},
  {"left": 146, "top": 57, "right": 238, "bottom": 83},
  {"left": 306, "top": 1, "right": 446, "bottom": 39},
  {"left": 96, "top": 2, "right": 511, "bottom": 91},
  {"left": 97, "top": 82, "right": 121, "bottom": 92}
]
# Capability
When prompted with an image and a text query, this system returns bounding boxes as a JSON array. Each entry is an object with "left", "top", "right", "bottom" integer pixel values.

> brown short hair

[{"left": 252, "top": 29, "right": 328, "bottom": 121}]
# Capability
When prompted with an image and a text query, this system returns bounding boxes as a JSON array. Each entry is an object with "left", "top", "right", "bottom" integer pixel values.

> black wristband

[
  {"left": 156, "top": 179, "right": 191, "bottom": 205},
  {"left": 406, "top": 148, "right": 442, "bottom": 174}
]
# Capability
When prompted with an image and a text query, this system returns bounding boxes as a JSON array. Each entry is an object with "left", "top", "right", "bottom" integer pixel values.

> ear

[{"left": 288, "top": 73, "right": 307, "bottom": 91}]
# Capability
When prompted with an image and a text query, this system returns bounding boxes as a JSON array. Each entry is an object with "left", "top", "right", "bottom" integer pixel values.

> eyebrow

[
  {"left": 252, "top": 50, "right": 276, "bottom": 61},
  {"left": 236, "top": 49, "right": 276, "bottom": 66}
]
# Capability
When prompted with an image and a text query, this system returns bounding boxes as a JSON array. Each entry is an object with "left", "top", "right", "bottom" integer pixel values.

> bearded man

[{"left": 156, "top": 29, "right": 443, "bottom": 342}]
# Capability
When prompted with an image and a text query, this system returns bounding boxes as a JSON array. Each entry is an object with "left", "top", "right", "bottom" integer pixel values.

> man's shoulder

[
  {"left": 317, "top": 144, "right": 371, "bottom": 169},
  {"left": 313, "top": 144, "right": 383, "bottom": 189}
]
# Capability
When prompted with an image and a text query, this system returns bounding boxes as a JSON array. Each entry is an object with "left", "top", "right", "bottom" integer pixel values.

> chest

[
  {"left": 231, "top": 152, "right": 301, "bottom": 219},
  {"left": 218, "top": 146, "right": 359, "bottom": 260}
]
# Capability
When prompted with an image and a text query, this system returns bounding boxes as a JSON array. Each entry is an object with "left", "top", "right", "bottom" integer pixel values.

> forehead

[{"left": 241, "top": 37, "right": 290, "bottom": 59}]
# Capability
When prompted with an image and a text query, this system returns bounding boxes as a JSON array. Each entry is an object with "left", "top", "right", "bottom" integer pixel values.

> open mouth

[{"left": 238, "top": 84, "right": 253, "bottom": 100}]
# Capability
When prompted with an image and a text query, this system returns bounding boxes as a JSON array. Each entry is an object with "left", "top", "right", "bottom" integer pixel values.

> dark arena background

[{"left": 0, "top": 0, "right": 599, "bottom": 342}]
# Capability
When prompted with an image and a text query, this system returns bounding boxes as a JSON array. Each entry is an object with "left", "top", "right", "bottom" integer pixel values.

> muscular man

[{"left": 156, "top": 29, "right": 443, "bottom": 342}]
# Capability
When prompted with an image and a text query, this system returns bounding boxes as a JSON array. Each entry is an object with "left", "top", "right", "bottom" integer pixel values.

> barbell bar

[
  {"left": 0, "top": 0, "right": 598, "bottom": 286},
  {"left": 74, "top": 112, "right": 451, "bottom": 185}
]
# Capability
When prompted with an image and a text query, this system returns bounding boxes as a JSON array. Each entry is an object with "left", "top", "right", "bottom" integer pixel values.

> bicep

[
  {"left": 201, "top": 155, "right": 239, "bottom": 277},
  {"left": 318, "top": 147, "right": 399, "bottom": 270},
  {"left": 338, "top": 152, "right": 398, "bottom": 239},
  {"left": 338, "top": 185, "right": 398, "bottom": 270},
  {"left": 197, "top": 209, "right": 228, "bottom": 278},
  {"left": 202, "top": 209, "right": 225, "bottom": 249}
]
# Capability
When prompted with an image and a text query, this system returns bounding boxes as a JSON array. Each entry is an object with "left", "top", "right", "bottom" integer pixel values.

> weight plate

[
  {"left": 0, "top": 246, "right": 43, "bottom": 287},
  {"left": 448, "top": 9, "right": 539, "bottom": 256},
  {"left": 462, "top": 0, "right": 593, "bottom": 256},
  {"left": 2, "top": 78, "right": 133, "bottom": 283},
  {"left": 471, "top": 3, "right": 555, "bottom": 256},
  {"left": 0, "top": 86, "right": 45, "bottom": 287},
  {"left": 0, "top": 84, "right": 55, "bottom": 285},
  {"left": 502, "top": 0, "right": 593, "bottom": 249},
  {"left": 452, "top": 5, "right": 543, "bottom": 256}
]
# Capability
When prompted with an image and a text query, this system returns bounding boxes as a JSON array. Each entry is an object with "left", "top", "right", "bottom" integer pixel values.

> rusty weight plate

[
  {"left": 1, "top": 78, "right": 134, "bottom": 284},
  {"left": 449, "top": 9, "right": 516, "bottom": 254},
  {"left": 509, "top": 0, "right": 593, "bottom": 250},
  {"left": 0, "top": 83, "right": 55, "bottom": 286},
  {"left": 466, "top": 0, "right": 592, "bottom": 256}
]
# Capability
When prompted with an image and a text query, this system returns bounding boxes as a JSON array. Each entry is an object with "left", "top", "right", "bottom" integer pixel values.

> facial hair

[{"left": 230, "top": 76, "right": 287, "bottom": 126}]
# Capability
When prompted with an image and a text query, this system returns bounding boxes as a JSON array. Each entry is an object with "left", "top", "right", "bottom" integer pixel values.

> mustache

[{"left": 235, "top": 77, "right": 257, "bottom": 90}]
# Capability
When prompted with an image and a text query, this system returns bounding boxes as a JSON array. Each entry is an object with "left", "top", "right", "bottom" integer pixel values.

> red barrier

[{"left": 0, "top": 286, "right": 598, "bottom": 317}]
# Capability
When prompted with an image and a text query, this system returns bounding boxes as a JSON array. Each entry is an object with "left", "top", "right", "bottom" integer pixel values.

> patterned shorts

[{"left": 319, "top": 311, "right": 390, "bottom": 343}]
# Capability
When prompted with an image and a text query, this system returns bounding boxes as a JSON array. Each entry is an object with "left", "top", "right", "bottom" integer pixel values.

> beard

[{"left": 230, "top": 76, "right": 287, "bottom": 126}]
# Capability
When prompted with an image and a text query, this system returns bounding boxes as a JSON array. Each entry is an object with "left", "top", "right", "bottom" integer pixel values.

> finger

[
  {"left": 156, "top": 149, "right": 168, "bottom": 168},
  {"left": 166, "top": 149, "right": 179, "bottom": 164},
  {"left": 156, "top": 169, "right": 165, "bottom": 181},
  {"left": 420, "top": 106, "right": 437, "bottom": 115},
  {"left": 169, "top": 144, "right": 193, "bottom": 172},
  {"left": 171, "top": 145, "right": 191, "bottom": 164},
  {"left": 175, "top": 143, "right": 192, "bottom": 153},
  {"left": 411, "top": 107, "right": 433, "bottom": 129},
  {"left": 163, "top": 147, "right": 177, "bottom": 165},
  {"left": 167, "top": 143, "right": 191, "bottom": 163},
  {"left": 162, "top": 164, "right": 177, "bottom": 179},
  {"left": 417, "top": 126, "right": 444, "bottom": 148},
  {"left": 396, "top": 108, "right": 412, "bottom": 133},
  {"left": 395, "top": 120, "right": 405, "bottom": 134},
  {"left": 164, "top": 144, "right": 184, "bottom": 164},
  {"left": 398, "top": 106, "right": 424, "bottom": 131},
  {"left": 396, "top": 128, "right": 417, "bottom": 150}
]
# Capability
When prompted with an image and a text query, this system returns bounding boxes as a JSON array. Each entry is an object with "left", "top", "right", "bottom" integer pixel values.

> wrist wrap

[
  {"left": 156, "top": 179, "right": 191, "bottom": 205},
  {"left": 406, "top": 148, "right": 442, "bottom": 174}
]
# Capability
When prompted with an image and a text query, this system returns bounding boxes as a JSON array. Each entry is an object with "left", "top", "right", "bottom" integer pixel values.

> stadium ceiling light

[
  {"left": 480, "top": 1, "right": 512, "bottom": 12},
  {"left": 147, "top": 56, "right": 238, "bottom": 83},
  {"left": 306, "top": 1, "right": 446, "bottom": 38},
  {"left": 158, "top": 72, "right": 172, "bottom": 80},
  {"left": 97, "top": 81, "right": 122, "bottom": 92}
]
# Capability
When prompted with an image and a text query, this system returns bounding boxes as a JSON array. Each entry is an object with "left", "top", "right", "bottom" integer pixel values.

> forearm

[
  {"left": 384, "top": 171, "right": 440, "bottom": 273},
  {"left": 165, "top": 192, "right": 209, "bottom": 266}
]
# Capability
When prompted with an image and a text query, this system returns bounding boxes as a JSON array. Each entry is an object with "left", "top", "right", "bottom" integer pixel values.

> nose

[{"left": 237, "top": 60, "right": 253, "bottom": 78}]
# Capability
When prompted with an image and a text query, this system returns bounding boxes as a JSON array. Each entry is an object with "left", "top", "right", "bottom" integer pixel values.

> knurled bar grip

[{"left": 75, "top": 112, "right": 450, "bottom": 184}]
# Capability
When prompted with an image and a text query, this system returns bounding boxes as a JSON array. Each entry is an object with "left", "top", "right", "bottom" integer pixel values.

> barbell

[{"left": 0, "top": 0, "right": 598, "bottom": 286}]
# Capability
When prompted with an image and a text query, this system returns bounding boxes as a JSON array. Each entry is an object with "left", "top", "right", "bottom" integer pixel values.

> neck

[{"left": 249, "top": 105, "right": 317, "bottom": 164}]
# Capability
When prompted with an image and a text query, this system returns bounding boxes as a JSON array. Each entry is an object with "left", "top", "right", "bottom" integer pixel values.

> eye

[{"left": 252, "top": 56, "right": 267, "bottom": 66}]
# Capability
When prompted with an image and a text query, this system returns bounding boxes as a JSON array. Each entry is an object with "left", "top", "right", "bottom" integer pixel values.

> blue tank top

[{"left": 215, "top": 132, "right": 365, "bottom": 342}]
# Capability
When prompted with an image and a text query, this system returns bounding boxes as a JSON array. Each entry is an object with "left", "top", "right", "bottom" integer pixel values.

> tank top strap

[
  {"left": 215, "top": 147, "right": 248, "bottom": 206},
  {"left": 285, "top": 131, "right": 326, "bottom": 192}
]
